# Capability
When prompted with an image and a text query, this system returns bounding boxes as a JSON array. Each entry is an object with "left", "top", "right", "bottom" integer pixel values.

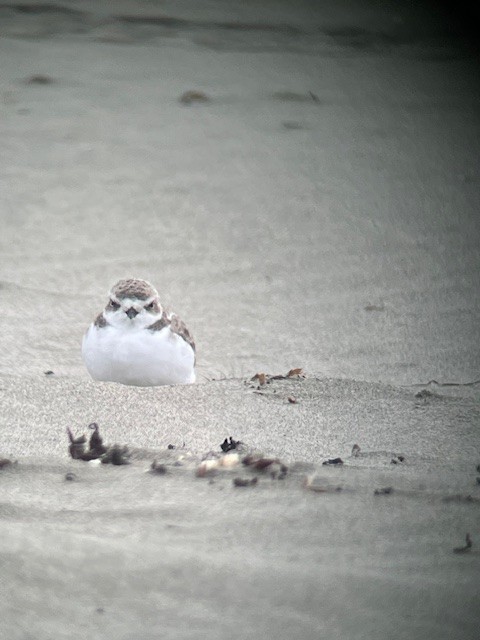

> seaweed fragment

[
  {"left": 67, "top": 424, "right": 129, "bottom": 465},
  {"left": 322, "top": 458, "right": 343, "bottom": 466},
  {"left": 88, "top": 423, "right": 108, "bottom": 456},
  {"left": 220, "top": 437, "right": 242, "bottom": 452},
  {"left": 102, "top": 444, "right": 131, "bottom": 466},
  {"left": 67, "top": 428, "right": 88, "bottom": 459}
]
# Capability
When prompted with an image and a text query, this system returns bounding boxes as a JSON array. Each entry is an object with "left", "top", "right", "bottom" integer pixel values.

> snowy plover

[{"left": 82, "top": 278, "right": 195, "bottom": 386}]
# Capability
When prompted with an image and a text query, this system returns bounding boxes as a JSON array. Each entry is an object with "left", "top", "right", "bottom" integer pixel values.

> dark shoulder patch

[
  {"left": 148, "top": 311, "right": 195, "bottom": 354},
  {"left": 94, "top": 313, "right": 108, "bottom": 328},
  {"left": 170, "top": 314, "right": 196, "bottom": 353},
  {"left": 147, "top": 311, "right": 171, "bottom": 332}
]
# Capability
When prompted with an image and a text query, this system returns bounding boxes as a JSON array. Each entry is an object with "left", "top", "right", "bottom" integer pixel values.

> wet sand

[{"left": 1, "top": 1, "right": 480, "bottom": 639}]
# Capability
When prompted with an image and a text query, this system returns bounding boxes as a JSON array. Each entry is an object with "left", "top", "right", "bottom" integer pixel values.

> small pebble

[
  {"left": 233, "top": 477, "right": 258, "bottom": 488},
  {"left": 44, "top": 370, "right": 54, "bottom": 375},
  {"left": 179, "top": 90, "right": 210, "bottom": 105},
  {"left": 64, "top": 472, "right": 77, "bottom": 482}
]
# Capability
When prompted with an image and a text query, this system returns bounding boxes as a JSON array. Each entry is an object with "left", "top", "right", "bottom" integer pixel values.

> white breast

[{"left": 82, "top": 324, "right": 195, "bottom": 386}]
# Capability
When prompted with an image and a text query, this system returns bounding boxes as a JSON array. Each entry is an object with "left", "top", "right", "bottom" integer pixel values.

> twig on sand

[
  {"left": 453, "top": 533, "right": 473, "bottom": 554},
  {"left": 250, "top": 368, "right": 306, "bottom": 385}
]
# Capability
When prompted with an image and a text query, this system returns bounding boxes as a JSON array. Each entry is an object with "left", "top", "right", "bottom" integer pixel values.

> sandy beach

[{"left": 1, "top": 1, "right": 479, "bottom": 638}]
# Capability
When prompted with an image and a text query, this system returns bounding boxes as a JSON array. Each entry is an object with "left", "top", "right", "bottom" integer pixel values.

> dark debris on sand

[
  {"left": 322, "top": 457, "right": 344, "bottom": 466},
  {"left": 233, "top": 477, "right": 258, "bottom": 488},
  {"left": 67, "top": 424, "right": 130, "bottom": 465},
  {"left": 101, "top": 444, "right": 131, "bottom": 466},
  {"left": 374, "top": 486, "right": 394, "bottom": 495},
  {"left": 249, "top": 368, "right": 305, "bottom": 386},
  {"left": 247, "top": 368, "right": 306, "bottom": 402},
  {"left": 0, "top": 457, "right": 17, "bottom": 469},
  {"left": 179, "top": 89, "right": 210, "bottom": 104},
  {"left": 150, "top": 460, "right": 168, "bottom": 475},
  {"left": 453, "top": 533, "right": 473, "bottom": 554},
  {"left": 220, "top": 437, "right": 243, "bottom": 453},
  {"left": 24, "top": 74, "right": 55, "bottom": 85},
  {"left": 242, "top": 454, "right": 288, "bottom": 479}
]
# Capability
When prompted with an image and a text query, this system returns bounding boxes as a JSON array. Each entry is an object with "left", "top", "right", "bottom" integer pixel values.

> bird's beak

[{"left": 126, "top": 307, "right": 139, "bottom": 319}]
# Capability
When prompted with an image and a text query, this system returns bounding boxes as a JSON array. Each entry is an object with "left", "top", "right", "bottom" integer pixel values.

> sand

[{"left": 1, "top": 1, "right": 479, "bottom": 639}]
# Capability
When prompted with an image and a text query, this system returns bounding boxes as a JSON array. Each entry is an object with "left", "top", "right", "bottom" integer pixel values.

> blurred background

[{"left": 1, "top": 0, "right": 479, "bottom": 386}]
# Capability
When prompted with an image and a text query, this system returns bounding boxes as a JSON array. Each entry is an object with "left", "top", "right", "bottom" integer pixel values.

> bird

[{"left": 82, "top": 278, "right": 196, "bottom": 386}]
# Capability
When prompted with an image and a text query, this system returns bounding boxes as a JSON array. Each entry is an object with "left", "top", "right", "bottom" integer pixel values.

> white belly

[{"left": 82, "top": 324, "right": 195, "bottom": 386}]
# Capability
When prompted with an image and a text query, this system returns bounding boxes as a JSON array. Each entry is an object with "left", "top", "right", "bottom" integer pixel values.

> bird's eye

[
  {"left": 109, "top": 300, "right": 120, "bottom": 310},
  {"left": 145, "top": 301, "right": 155, "bottom": 311}
]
